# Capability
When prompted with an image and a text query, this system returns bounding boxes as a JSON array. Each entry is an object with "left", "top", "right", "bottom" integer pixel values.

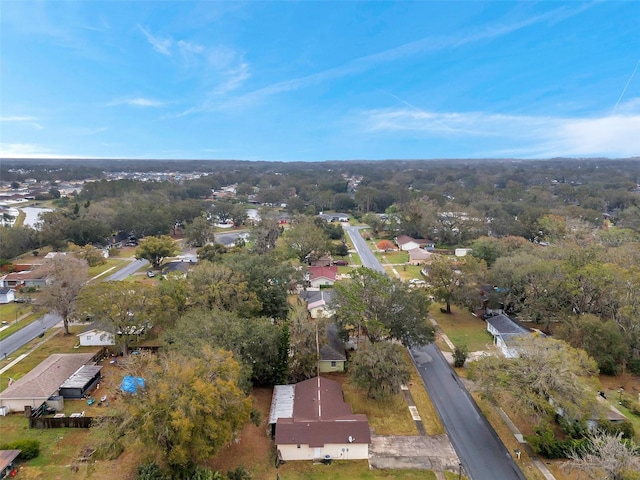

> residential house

[
  {"left": 318, "top": 213, "right": 350, "bottom": 223},
  {"left": 319, "top": 324, "right": 346, "bottom": 373},
  {"left": 299, "top": 290, "right": 335, "bottom": 319},
  {"left": 307, "top": 266, "right": 338, "bottom": 288},
  {"left": 271, "top": 376, "right": 371, "bottom": 461},
  {"left": 0, "top": 353, "right": 98, "bottom": 413},
  {"left": 395, "top": 235, "right": 432, "bottom": 251},
  {"left": 407, "top": 248, "right": 435, "bottom": 266},
  {"left": 485, "top": 313, "right": 531, "bottom": 358},
  {"left": 77, "top": 328, "right": 115, "bottom": 347},
  {"left": 0, "top": 268, "right": 49, "bottom": 290},
  {"left": 0, "top": 288, "right": 15, "bottom": 304}
]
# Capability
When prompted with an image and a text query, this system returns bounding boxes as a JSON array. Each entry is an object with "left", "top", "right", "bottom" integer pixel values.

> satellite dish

[{"left": 348, "top": 436, "right": 354, "bottom": 443}]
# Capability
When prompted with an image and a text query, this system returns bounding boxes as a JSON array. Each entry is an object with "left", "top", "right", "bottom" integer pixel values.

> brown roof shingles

[
  {"left": 0, "top": 353, "right": 95, "bottom": 401},
  {"left": 275, "top": 377, "right": 371, "bottom": 446}
]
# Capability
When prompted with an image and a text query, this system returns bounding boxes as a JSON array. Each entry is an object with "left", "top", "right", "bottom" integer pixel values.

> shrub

[
  {"left": 596, "top": 420, "right": 635, "bottom": 439},
  {"left": 525, "top": 426, "right": 589, "bottom": 459},
  {"left": 137, "top": 462, "right": 166, "bottom": 480},
  {"left": 227, "top": 465, "right": 252, "bottom": 480},
  {"left": 0, "top": 439, "right": 40, "bottom": 460},
  {"left": 453, "top": 344, "right": 469, "bottom": 368}
]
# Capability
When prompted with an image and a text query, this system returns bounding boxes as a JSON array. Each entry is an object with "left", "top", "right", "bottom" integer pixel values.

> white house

[
  {"left": 271, "top": 376, "right": 370, "bottom": 461},
  {"left": 77, "top": 329, "right": 115, "bottom": 347},
  {"left": 0, "top": 288, "right": 15, "bottom": 304},
  {"left": 485, "top": 313, "right": 531, "bottom": 358}
]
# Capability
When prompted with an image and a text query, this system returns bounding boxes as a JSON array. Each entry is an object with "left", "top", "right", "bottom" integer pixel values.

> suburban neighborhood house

[
  {"left": 306, "top": 266, "right": 338, "bottom": 288},
  {"left": 0, "top": 268, "right": 49, "bottom": 290},
  {"left": 299, "top": 289, "right": 335, "bottom": 319},
  {"left": 77, "top": 328, "right": 116, "bottom": 347},
  {"left": 395, "top": 235, "right": 433, "bottom": 251},
  {"left": 270, "top": 376, "right": 371, "bottom": 461},
  {"left": 0, "top": 353, "right": 100, "bottom": 413},
  {"left": 407, "top": 248, "right": 436, "bottom": 266},
  {"left": 485, "top": 313, "right": 532, "bottom": 358},
  {"left": 319, "top": 324, "right": 347, "bottom": 373}
]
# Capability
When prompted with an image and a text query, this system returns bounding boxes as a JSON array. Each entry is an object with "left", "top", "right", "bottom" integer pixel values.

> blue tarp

[{"left": 121, "top": 375, "right": 145, "bottom": 394}]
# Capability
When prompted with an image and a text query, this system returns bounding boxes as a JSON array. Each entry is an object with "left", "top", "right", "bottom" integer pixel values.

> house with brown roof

[
  {"left": 0, "top": 353, "right": 98, "bottom": 413},
  {"left": 395, "top": 235, "right": 433, "bottom": 251},
  {"left": 407, "top": 248, "right": 436, "bottom": 265},
  {"left": 0, "top": 268, "right": 49, "bottom": 290},
  {"left": 271, "top": 376, "right": 370, "bottom": 461}
]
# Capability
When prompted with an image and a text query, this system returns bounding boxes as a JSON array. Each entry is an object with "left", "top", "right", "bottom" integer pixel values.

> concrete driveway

[{"left": 369, "top": 435, "right": 460, "bottom": 472}]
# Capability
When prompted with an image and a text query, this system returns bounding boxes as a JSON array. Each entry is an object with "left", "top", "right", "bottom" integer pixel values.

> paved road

[
  {"left": 411, "top": 344, "right": 526, "bottom": 480},
  {"left": 345, "top": 226, "right": 385, "bottom": 273},
  {"left": 347, "top": 225, "right": 525, "bottom": 480},
  {"left": 106, "top": 258, "right": 149, "bottom": 281},
  {"left": 1, "top": 258, "right": 149, "bottom": 358},
  {"left": 0, "top": 313, "right": 62, "bottom": 359}
]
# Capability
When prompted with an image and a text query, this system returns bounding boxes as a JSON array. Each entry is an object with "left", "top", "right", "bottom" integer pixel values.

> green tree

[
  {"left": 283, "top": 218, "right": 331, "bottom": 262},
  {"left": 76, "top": 282, "right": 157, "bottom": 355},
  {"left": 39, "top": 255, "right": 89, "bottom": 335},
  {"left": 469, "top": 336, "right": 599, "bottom": 422},
  {"left": 166, "top": 308, "right": 285, "bottom": 386},
  {"left": 286, "top": 301, "right": 320, "bottom": 382},
  {"left": 223, "top": 252, "right": 296, "bottom": 319},
  {"left": 248, "top": 216, "right": 281, "bottom": 255},
  {"left": 557, "top": 315, "right": 628, "bottom": 375},
  {"left": 98, "top": 348, "right": 251, "bottom": 473},
  {"left": 334, "top": 267, "right": 433, "bottom": 347},
  {"left": 425, "top": 255, "right": 487, "bottom": 313},
  {"left": 135, "top": 235, "right": 180, "bottom": 269},
  {"left": 196, "top": 243, "right": 227, "bottom": 262},
  {"left": 362, "top": 213, "right": 385, "bottom": 235},
  {"left": 184, "top": 216, "right": 215, "bottom": 247},
  {"left": 188, "top": 262, "right": 260, "bottom": 316},
  {"left": 351, "top": 342, "right": 411, "bottom": 399}
]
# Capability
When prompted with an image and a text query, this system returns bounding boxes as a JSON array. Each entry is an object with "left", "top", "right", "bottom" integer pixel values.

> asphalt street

[
  {"left": 0, "top": 313, "right": 62, "bottom": 359},
  {"left": 346, "top": 225, "right": 525, "bottom": 480},
  {"left": 2, "top": 257, "right": 149, "bottom": 358},
  {"left": 106, "top": 258, "right": 149, "bottom": 281},
  {"left": 345, "top": 225, "right": 385, "bottom": 273}
]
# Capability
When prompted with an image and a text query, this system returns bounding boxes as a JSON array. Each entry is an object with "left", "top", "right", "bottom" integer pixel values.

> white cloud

[
  {"left": 360, "top": 100, "right": 640, "bottom": 158},
  {"left": 138, "top": 25, "right": 172, "bottom": 56},
  {"left": 0, "top": 116, "right": 37, "bottom": 122},
  {"left": 109, "top": 97, "right": 166, "bottom": 108}
]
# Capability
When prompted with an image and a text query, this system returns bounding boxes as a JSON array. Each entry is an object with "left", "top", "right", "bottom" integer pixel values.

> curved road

[
  {"left": 345, "top": 225, "right": 525, "bottom": 480},
  {"left": 106, "top": 258, "right": 149, "bottom": 281}
]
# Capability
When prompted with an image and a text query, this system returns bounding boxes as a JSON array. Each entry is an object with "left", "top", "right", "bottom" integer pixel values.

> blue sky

[{"left": 1, "top": 1, "right": 639, "bottom": 161}]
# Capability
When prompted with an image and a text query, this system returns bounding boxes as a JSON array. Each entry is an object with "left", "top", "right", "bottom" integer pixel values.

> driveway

[{"left": 369, "top": 435, "right": 460, "bottom": 471}]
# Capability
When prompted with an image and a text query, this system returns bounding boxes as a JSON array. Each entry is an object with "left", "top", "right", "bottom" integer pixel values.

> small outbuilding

[
  {"left": 319, "top": 324, "right": 346, "bottom": 373},
  {"left": 58, "top": 365, "right": 103, "bottom": 398},
  {"left": 485, "top": 314, "right": 531, "bottom": 358},
  {"left": 77, "top": 328, "right": 115, "bottom": 347},
  {"left": 0, "top": 288, "right": 15, "bottom": 305}
]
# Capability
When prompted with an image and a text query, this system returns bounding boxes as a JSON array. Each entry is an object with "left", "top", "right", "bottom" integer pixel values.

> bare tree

[
  {"left": 39, "top": 254, "right": 89, "bottom": 335},
  {"left": 563, "top": 430, "right": 640, "bottom": 480}
]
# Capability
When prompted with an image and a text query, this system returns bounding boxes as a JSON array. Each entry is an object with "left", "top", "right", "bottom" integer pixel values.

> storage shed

[{"left": 58, "top": 365, "right": 103, "bottom": 398}]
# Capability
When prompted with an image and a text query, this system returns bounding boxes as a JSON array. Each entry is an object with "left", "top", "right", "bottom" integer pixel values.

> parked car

[
  {"left": 13, "top": 298, "right": 26, "bottom": 303},
  {"left": 146, "top": 271, "right": 156, "bottom": 278},
  {"left": 333, "top": 260, "right": 349, "bottom": 266}
]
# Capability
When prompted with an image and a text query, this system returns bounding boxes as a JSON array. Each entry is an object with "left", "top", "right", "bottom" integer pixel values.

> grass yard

[
  {"left": 350, "top": 253, "right": 362, "bottom": 265},
  {"left": 376, "top": 251, "right": 409, "bottom": 264},
  {"left": 328, "top": 372, "right": 418, "bottom": 436},
  {"left": 275, "top": 461, "right": 437, "bottom": 479},
  {"left": 0, "top": 326, "right": 100, "bottom": 392},
  {"left": 398, "top": 265, "right": 424, "bottom": 281},
  {"left": 430, "top": 305, "right": 493, "bottom": 352}
]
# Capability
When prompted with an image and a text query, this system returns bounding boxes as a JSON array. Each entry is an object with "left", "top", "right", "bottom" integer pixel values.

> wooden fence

[{"left": 29, "top": 416, "right": 93, "bottom": 429}]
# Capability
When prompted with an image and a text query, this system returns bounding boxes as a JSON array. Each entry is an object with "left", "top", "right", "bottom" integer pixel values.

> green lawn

[
  {"left": 430, "top": 305, "right": 493, "bottom": 352},
  {"left": 276, "top": 461, "right": 437, "bottom": 479}
]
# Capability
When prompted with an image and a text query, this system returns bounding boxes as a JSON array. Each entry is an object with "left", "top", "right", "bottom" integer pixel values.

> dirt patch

[{"left": 207, "top": 387, "right": 276, "bottom": 479}]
